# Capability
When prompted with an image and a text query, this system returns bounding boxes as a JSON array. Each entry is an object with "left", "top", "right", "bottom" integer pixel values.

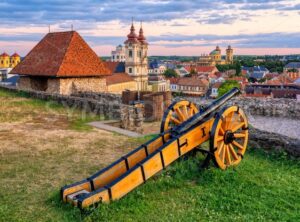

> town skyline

[{"left": 1, "top": 0, "right": 300, "bottom": 56}]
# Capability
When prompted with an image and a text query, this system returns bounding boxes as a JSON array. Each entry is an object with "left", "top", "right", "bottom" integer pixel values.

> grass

[
  {"left": 0, "top": 87, "right": 299, "bottom": 221},
  {"left": 0, "top": 88, "right": 104, "bottom": 131},
  {"left": 84, "top": 149, "right": 300, "bottom": 222}
]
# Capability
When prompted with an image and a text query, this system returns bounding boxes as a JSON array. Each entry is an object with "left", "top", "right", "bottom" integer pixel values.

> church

[
  {"left": 124, "top": 22, "right": 149, "bottom": 91},
  {"left": 112, "top": 22, "right": 170, "bottom": 92},
  {"left": 198, "top": 45, "right": 233, "bottom": 67}
]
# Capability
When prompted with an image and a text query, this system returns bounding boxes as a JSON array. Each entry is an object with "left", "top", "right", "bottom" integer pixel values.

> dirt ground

[
  {"left": 107, "top": 120, "right": 161, "bottom": 135},
  {"left": 0, "top": 91, "right": 150, "bottom": 220}
]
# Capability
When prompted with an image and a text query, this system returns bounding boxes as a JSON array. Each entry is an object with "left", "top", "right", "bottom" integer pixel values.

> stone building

[
  {"left": 11, "top": 31, "right": 111, "bottom": 95},
  {"left": 124, "top": 22, "right": 149, "bottom": 91}
]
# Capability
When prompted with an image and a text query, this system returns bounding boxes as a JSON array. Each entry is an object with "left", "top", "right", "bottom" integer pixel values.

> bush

[
  {"left": 218, "top": 80, "right": 240, "bottom": 97},
  {"left": 163, "top": 69, "right": 178, "bottom": 78}
]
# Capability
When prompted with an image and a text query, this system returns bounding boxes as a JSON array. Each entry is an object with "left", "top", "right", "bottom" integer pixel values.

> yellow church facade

[
  {"left": 198, "top": 45, "right": 233, "bottom": 67},
  {"left": 0, "top": 52, "right": 21, "bottom": 68}
]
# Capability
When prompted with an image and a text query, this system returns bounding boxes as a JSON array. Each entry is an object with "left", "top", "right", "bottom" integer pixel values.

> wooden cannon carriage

[{"left": 61, "top": 87, "right": 249, "bottom": 209}]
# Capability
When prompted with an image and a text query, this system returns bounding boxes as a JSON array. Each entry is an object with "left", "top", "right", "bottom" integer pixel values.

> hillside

[{"left": 0, "top": 88, "right": 299, "bottom": 221}]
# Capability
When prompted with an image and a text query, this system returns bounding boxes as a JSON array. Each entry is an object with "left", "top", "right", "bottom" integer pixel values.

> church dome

[{"left": 210, "top": 50, "right": 220, "bottom": 55}]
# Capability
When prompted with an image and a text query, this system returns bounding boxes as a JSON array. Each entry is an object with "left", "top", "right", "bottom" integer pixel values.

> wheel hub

[{"left": 224, "top": 130, "right": 235, "bottom": 144}]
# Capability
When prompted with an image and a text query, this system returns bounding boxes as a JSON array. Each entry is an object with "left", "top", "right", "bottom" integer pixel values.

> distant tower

[
  {"left": 0, "top": 52, "right": 10, "bottom": 68},
  {"left": 10, "top": 53, "right": 21, "bottom": 68},
  {"left": 226, "top": 45, "right": 233, "bottom": 64},
  {"left": 124, "top": 21, "right": 148, "bottom": 91}
]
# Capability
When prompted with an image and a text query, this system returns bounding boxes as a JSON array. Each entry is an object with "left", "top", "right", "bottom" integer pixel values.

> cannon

[{"left": 61, "top": 87, "right": 249, "bottom": 209}]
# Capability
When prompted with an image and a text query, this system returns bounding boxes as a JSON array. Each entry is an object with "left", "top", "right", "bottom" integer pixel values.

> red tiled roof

[
  {"left": 106, "top": 73, "right": 134, "bottom": 85},
  {"left": 168, "top": 77, "right": 180, "bottom": 84},
  {"left": 11, "top": 53, "right": 20, "bottom": 57},
  {"left": 265, "top": 79, "right": 282, "bottom": 85},
  {"left": 104, "top": 61, "right": 121, "bottom": 73},
  {"left": 11, "top": 31, "right": 111, "bottom": 77},
  {"left": 212, "top": 82, "right": 223, "bottom": 88},
  {"left": 196, "top": 66, "right": 216, "bottom": 73},
  {"left": 177, "top": 77, "right": 209, "bottom": 87},
  {"left": 0, "top": 52, "right": 9, "bottom": 57},
  {"left": 215, "top": 72, "right": 222, "bottom": 78},
  {"left": 208, "top": 73, "right": 217, "bottom": 79},
  {"left": 184, "top": 65, "right": 217, "bottom": 73},
  {"left": 265, "top": 74, "right": 294, "bottom": 85}
]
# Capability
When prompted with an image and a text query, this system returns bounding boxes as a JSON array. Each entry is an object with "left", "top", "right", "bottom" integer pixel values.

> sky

[{"left": 0, "top": 0, "right": 300, "bottom": 56}]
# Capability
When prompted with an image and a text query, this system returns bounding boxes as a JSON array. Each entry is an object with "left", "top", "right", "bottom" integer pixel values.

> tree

[
  {"left": 163, "top": 69, "right": 178, "bottom": 78},
  {"left": 258, "top": 78, "right": 266, "bottom": 83},
  {"left": 235, "top": 61, "right": 241, "bottom": 76},
  {"left": 218, "top": 80, "right": 240, "bottom": 97},
  {"left": 190, "top": 68, "right": 197, "bottom": 75},
  {"left": 216, "top": 61, "right": 241, "bottom": 76},
  {"left": 288, "top": 68, "right": 299, "bottom": 73}
]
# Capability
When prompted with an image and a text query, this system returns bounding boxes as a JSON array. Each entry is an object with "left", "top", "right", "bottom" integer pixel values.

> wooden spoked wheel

[
  {"left": 160, "top": 100, "right": 198, "bottom": 133},
  {"left": 210, "top": 106, "right": 249, "bottom": 170}
]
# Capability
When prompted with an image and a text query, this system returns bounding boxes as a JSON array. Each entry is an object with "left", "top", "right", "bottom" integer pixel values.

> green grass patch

[
  {"left": 0, "top": 88, "right": 105, "bottom": 130},
  {"left": 84, "top": 149, "right": 300, "bottom": 222},
  {"left": 69, "top": 115, "right": 105, "bottom": 132},
  {"left": 2, "top": 147, "right": 298, "bottom": 222}
]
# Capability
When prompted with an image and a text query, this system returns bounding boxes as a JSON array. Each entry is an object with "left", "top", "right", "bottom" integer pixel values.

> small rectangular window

[
  {"left": 129, "top": 50, "right": 133, "bottom": 58},
  {"left": 129, "top": 68, "right": 132, "bottom": 73}
]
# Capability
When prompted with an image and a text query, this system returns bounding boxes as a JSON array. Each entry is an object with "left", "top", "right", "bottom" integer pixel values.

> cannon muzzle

[{"left": 172, "top": 87, "right": 241, "bottom": 135}]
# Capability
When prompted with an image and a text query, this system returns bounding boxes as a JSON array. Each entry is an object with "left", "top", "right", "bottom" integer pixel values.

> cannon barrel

[{"left": 172, "top": 87, "right": 241, "bottom": 135}]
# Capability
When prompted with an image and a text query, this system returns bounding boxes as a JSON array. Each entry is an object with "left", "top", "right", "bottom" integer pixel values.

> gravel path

[{"left": 249, "top": 116, "right": 300, "bottom": 139}]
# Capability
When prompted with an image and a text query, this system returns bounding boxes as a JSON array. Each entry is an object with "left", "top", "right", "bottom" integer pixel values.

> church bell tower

[
  {"left": 226, "top": 45, "right": 234, "bottom": 64},
  {"left": 124, "top": 21, "right": 148, "bottom": 91}
]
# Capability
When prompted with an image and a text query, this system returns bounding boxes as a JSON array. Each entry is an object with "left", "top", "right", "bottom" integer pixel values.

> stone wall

[
  {"left": 120, "top": 104, "right": 144, "bottom": 133},
  {"left": 59, "top": 77, "right": 107, "bottom": 95},
  {"left": 228, "top": 96, "right": 300, "bottom": 119},
  {"left": 72, "top": 91, "right": 122, "bottom": 103},
  {"left": 249, "top": 127, "right": 300, "bottom": 157},
  {"left": 175, "top": 95, "right": 300, "bottom": 119},
  {"left": 1, "top": 85, "right": 121, "bottom": 119},
  {"left": 122, "top": 90, "right": 172, "bottom": 121},
  {"left": 18, "top": 76, "right": 32, "bottom": 91},
  {"left": 18, "top": 76, "right": 107, "bottom": 95}
]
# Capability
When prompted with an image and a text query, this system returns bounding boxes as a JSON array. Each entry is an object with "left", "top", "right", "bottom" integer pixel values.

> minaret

[
  {"left": 226, "top": 45, "right": 233, "bottom": 64},
  {"left": 124, "top": 21, "right": 148, "bottom": 91}
]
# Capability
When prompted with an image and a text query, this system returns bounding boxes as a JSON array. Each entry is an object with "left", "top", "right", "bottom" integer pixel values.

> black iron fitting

[{"left": 173, "top": 87, "right": 240, "bottom": 135}]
